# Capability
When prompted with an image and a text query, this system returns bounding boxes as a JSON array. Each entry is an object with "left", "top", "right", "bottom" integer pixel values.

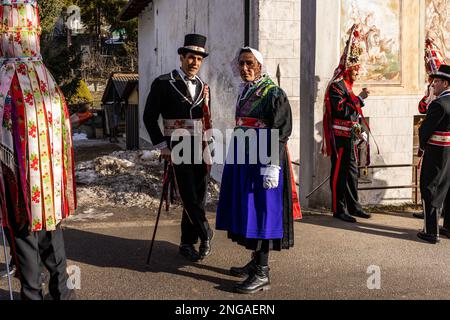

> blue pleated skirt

[{"left": 216, "top": 129, "right": 284, "bottom": 239}]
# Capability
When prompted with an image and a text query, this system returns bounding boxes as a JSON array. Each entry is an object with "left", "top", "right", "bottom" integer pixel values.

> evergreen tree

[
  {"left": 39, "top": 0, "right": 82, "bottom": 105},
  {"left": 39, "top": 0, "right": 66, "bottom": 35},
  {"left": 39, "top": 0, "right": 138, "bottom": 106},
  {"left": 76, "top": 0, "right": 137, "bottom": 43}
]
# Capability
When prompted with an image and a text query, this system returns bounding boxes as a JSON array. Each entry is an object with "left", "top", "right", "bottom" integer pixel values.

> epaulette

[{"left": 157, "top": 73, "right": 172, "bottom": 81}]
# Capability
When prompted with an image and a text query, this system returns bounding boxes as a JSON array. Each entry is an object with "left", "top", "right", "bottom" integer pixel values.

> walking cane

[
  {"left": 146, "top": 160, "right": 170, "bottom": 265},
  {"left": 306, "top": 175, "right": 331, "bottom": 199},
  {"left": 0, "top": 225, "right": 13, "bottom": 300},
  {"left": 146, "top": 160, "right": 197, "bottom": 265}
]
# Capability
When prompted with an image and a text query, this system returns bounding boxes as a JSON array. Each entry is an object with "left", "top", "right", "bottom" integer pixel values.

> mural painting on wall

[
  {"left": 426, "top": 0, "right": 450, "bottom": 62},
  {"left": 341, "top": 0, "right": 402, "bottom": 84}
]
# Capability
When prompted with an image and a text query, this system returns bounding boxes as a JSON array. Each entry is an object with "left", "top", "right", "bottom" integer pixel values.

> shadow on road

[
  {"left": 366, "top": 209, "right": 423, "bottom": 220},
  {"left": 63, "top": 228, "right": 237, "bottom": 293},
  {"left": 299, "top": 215, "right": 425, "bottom": 243}
]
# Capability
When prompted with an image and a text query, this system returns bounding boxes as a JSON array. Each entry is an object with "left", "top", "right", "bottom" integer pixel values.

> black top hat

[
  {"left": 430, "top": 64, "right": 450, "bottom": 83},
  {"left": 178, "top": 34, "right": 209, "bottom": 58}
]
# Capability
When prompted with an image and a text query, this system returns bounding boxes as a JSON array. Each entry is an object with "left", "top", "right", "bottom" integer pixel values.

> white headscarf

[{"left": 230, "top": 46, "right": 266, "bottom": 78}]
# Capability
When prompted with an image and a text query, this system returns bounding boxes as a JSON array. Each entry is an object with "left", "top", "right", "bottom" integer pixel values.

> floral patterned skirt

[{"left": 0, "top": 60, "right": 76, "bottom": 231}]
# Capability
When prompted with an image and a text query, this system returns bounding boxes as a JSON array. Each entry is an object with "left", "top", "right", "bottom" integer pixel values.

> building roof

[
  {"left": 102, "top": 73, "right": 139, "bottom": 104},
  {"left": 118, "top": 0, "right": 152, "bottom": 21}
]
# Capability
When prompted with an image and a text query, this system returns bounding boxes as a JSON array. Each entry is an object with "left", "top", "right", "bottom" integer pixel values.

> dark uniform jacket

[
  {"left": 419, "top": 93, "right": 450, "bottom": 151},
  {"left": 143, "top": 70, "right": 209, "bottom": 149},
  {"left": 329, "top": 80, "right": 364, "bottom": 127},
  {"left": 419, "top": 91, "right": 450, "bottom": 208}
]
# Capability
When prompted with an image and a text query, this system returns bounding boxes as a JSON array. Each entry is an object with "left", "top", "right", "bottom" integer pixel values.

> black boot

[
  {"left": 417, "top": 201, "right": 441, "bottom": 244},
  {"left": 179, "top": 244, "right": 201, "bottom": 262},
  {"left": 333, "top": 213, "right": 356, "bottom": 223},
  {"left": 230, "top": 255, "right": 257, "bottom": 278},
  {"left": 351, "top": 210, "right": 372, "bottom": 219},
  {"left": 234, "top": 265, "right": 270, "bottom": 294},
  {"left": 199, "top": 230, "right": 214, "bottom": 260}
]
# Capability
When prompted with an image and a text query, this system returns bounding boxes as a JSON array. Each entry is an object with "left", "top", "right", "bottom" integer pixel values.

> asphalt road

[{"left": 1, "top": 211, "right": 450, "bottom": 300}]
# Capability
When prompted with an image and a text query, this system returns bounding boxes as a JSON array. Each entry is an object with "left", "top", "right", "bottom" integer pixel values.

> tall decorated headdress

[
  {"left": 332, "top": 24, "right": 364, "bottom": 83},
  {"left": 322, "top": 24, "right": 364, "bottom": 157},
  {"left": 419, "top": 36, "right": 447, "bottom": 114},
  {"left": 425, "top": 36, "right": 446, "bottom": 76}
]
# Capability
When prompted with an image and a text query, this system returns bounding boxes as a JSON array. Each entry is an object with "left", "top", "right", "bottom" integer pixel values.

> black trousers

[
  {"left": 10, "top": 223, "right": 72, "bottom": 300},
  {"left": 4, "top": 169, "right": 72, "bottom": 300},
  {"left": 421, "top": 147, "right": 450, "bottom": 207},
  {"left": 421, "top": 146, "right": 450, "bottom": 235},
  {"left": 330, "top": 138, "right": 363, "bottom": 215},
  {"left": 174, "top": 163, "right": 212, "bottom": 245}
]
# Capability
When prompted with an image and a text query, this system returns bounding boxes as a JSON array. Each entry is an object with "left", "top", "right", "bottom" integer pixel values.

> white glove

[
  {"left": 360, "top": 132, "right": 368, "bottom": 143},
  {"left": 261, "top": 165, "right": 281, "bottom": 189}
]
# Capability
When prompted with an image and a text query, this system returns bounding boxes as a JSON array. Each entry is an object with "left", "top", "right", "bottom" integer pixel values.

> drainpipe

[{"left": 244, "top": 0, "right": 250, "bottom": 46}]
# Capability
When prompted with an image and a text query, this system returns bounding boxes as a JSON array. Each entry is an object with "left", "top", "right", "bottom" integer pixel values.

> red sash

[
  {"left": 202, "top": 85, "right": 213, "bottom": 172},
  {"left": 429, "top": 132, "right": 450, "bottom": 147},
  {"left": 287, "top": 147, "right": 302, "bottom": 220}
]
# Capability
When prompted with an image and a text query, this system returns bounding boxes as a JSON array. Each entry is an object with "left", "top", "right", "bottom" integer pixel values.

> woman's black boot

[
  {"left": 234, "top": 265, "right": 270, "bottom": 294},
  {"left": 230, "top": 256, "right": 257, "bottom": 278}
]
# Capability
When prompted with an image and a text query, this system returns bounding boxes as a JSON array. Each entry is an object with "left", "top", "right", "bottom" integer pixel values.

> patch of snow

[
  {"left": 67, "top": 210, "right": 114, "bottom": 222},
  {"left": 75, "top": 149, "right": 220, "bottom": 210},
  {"left": 73, "top": 133, "right": 88, "bottom": 141}
]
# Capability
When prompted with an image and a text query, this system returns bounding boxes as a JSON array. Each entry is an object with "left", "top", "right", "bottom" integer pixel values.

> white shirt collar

[
  {"left": 177, "top": 68, "right": 197, "bottom": 99},
  {"left": 178, "top": 68, "right": 198, "bottom": 82}
]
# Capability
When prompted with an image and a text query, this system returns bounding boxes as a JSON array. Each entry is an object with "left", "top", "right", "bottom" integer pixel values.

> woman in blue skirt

[{"left": 216, "top": 47, "right": 300, "bottom": 294}]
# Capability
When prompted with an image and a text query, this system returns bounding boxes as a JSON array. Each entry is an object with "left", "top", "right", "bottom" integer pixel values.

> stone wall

[{"left": 258, "top": 0, "right": 301, "bottom": 168}]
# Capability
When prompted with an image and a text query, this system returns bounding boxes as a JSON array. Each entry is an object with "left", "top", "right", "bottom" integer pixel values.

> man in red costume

[{"left": 323, "top": 25, "right": 372, "bottom": 223}]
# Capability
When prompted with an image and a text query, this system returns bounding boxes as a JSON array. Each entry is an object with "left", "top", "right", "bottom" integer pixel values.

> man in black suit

[
  {"left": 414, "top": 36, "right": 449, "bottom": 220},
  {"left": 418, "top": 64, "right": 450, "bottom": 244},
  {"left": 143, "top": 34, "right": 214, "bottom": 261}
]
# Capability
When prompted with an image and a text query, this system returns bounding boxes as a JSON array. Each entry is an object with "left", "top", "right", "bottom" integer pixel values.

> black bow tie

[{"left": 184, "top": 77, "right": 198, "bottom": 85}]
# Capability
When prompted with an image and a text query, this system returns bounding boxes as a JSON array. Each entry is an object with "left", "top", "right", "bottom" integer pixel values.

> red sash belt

[
  {"left": 429, "top": 132, "right": 450, "bottom": 147},
  {"left": 332, "top": 119, "right": 358, "bottom": 138},
  {"left": 163, "top": 119, "right": 203, "bottom": 136},
  {"left": 236, "top": 117, "right": 269, "bottom": 129}
]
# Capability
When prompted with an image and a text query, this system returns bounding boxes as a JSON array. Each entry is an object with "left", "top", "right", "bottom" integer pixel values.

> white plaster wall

[
  {"left": 305, "top": 0, "right": 341, "bottom": 208},
  {"left": 359, "top": 95, "right": 423, "bottom": 205},
  {"left": 138, "top": 4, "right": 156, "bottom": 144},
  {"left": 137, "top": 0, "right": 245, "bottom": 181}
]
